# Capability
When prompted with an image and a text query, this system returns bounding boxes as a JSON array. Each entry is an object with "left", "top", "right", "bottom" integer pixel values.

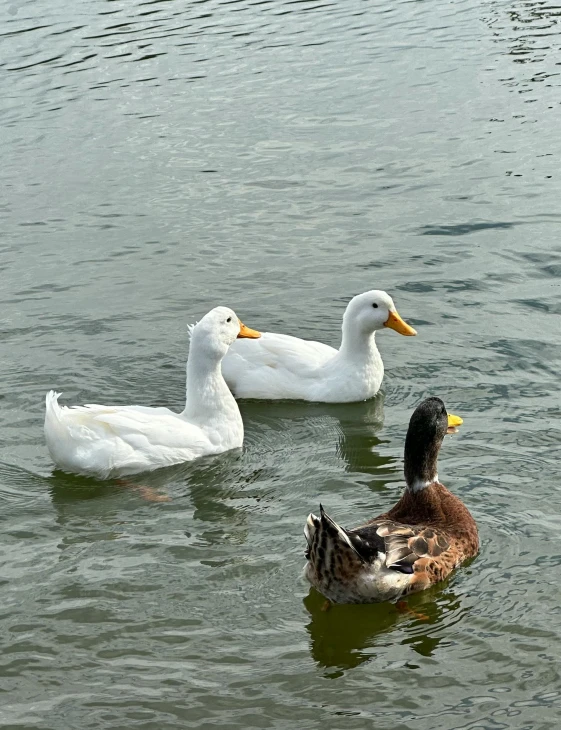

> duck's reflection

[
  {"left": 241, "top": 392, "right": 389, "bottom": 475},
  {"left": 47, "top": 448, "right": 253, "bottom": 546},
  {"left": 303, "top": 582, "right": 460, "bottom": 672},
  {"left": 48, "top": 469, "right": 120, "bottom": 505},
  {"left": 331, "top": 394, "right": 391, "bottom": 476}
]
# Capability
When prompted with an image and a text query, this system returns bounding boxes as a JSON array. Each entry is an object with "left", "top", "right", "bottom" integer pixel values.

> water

[{"left": 2, "top": 0, "right": 561, "bottom": 726}]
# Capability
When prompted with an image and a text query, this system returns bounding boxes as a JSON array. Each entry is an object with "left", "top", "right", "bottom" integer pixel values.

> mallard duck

[
  {"left": 304, "top": 397, "right": 478, "bottom": 603},
  {"left": 221, "top": 290, "right": 416, "bottom": 403},
  {"left": 44, "top": 307, "right": 260, "bottom": 479}
]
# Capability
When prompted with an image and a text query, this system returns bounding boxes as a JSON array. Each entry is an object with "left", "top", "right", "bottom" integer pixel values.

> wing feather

[
  {"left": 89, "top": 408, "right": 208, "bottom": 451},
  {"left": 349, "top": 521, "right": 451, "bottom": 575},
  {"left": 222, "top": 332, "right": 337, "bottom": 399},
  {"left": 227, "top": 332, "right": 336, "bottom": 372}
]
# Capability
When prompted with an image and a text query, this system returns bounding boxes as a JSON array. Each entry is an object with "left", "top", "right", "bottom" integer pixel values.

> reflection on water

[
  {"left": 486, "top": 0, "right": 561, "bottom": 75},
  {"left": 243, "top": 393, "right": 387, "bottom": 472},
  {"left": 2, "top": 0, "right": 561, "bottom": 726},
  {"left": 304, "top": 583, "right": 465, "bottom": 673},
  {"left": 304, "top": 589, "right": 400, "bottom": 673},
  {"left": 332, "top": 395, "right": 389, "bottom": 476}
]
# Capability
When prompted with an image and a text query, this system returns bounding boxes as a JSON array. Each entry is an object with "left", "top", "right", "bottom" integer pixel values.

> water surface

[{"left": 2, "top": 0, "right": 561, "bottom": 728}]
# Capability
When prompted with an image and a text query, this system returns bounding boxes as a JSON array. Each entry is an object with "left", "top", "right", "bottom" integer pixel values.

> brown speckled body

[
  {"left": 304, "top": 397, "right": 479, "bottom": 604},
  {"left": 374, "top": 481, "right": 479, "bottom": 595},
  {"left": 304, "top": 483, "right": 478, "bottom": 603}
]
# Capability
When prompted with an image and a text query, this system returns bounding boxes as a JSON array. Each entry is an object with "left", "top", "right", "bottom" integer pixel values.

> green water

[{"left": 2, "top": 0, "right": 561, "bottom": 727}]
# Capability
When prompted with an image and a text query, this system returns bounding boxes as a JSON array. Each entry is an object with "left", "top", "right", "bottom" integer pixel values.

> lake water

[{"left": 2, "top": 0, "right": 561, "bottom": 727}]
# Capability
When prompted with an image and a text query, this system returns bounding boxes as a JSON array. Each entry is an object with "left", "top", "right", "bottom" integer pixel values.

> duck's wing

[
  {"left": 304, "top": 507, "right": 452, "bottom": 601},
  {"left": 350, "top": 521, "right": 450, "bottom": 574},
  {"left": 227, "top": 332, "right": 336, "bottom": 371},
  {"left": 81, "top": 405, "right": 208, "bottom": 451},
  {"left": 85, "top": 403, "right": 176, "bottom": 417},
  {"left": 222, "top": 332, "right": 337, "bottom": 399}
]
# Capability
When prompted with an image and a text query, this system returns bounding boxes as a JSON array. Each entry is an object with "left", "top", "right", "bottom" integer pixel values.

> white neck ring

[{"left": 408, "top": 475, "right": 438, "bottom": 493}]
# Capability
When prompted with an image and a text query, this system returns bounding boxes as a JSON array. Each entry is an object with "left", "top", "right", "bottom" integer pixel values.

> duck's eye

[
  {"left": 372, "top": 303, "right": 378, "bottom": 309},
  {"left": 226, "top": 317, "right": 232, "bottom": 323}
]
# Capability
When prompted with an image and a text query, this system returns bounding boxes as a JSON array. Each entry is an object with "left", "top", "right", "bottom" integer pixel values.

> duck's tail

[
  {"left": 304, "top": 504, "right": 367, "bottom": 588},
  {"left": 45, "top": 390, "right": 63, "bottom": 424},
  {"left": 45, "top": 389, "right": 76, "bottom": 445},
  {"left": 306, "top": 504, "right": 364, "bottom": 555},
  {"left": 44, "top": 391, "right": 68, "bottom": 466}
]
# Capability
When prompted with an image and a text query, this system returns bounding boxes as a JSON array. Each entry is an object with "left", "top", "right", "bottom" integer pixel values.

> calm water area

[{"left": 2, "top": 0, "right": 561, "bottom": 727}]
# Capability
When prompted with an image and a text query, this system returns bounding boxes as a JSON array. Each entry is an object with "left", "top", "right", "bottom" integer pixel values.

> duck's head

[
  {"left": 191, "top": 306, "right": 261, "bottom": 358},
  {"left": 342, "top": 290, "right": 417, "bottom": 338},
  {"left": 404, "top": 397, "right": 463, "bottom": 492}
]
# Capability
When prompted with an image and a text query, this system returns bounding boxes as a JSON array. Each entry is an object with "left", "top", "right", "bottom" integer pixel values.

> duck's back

[
  {"left": 222, "top": 332, "right": 337, "bottom": 400},
  {"left": 44, "top": 392, "right": 211, "bottom": 478},
  {"left": 377, "top": 482, "right": 479, "bottom": 550}
]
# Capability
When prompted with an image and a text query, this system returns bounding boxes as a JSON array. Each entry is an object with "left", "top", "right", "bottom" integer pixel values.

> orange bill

[
  {"left": 384, "top": 310, "right": 417, "bottom": 336},
  {"left": 238, "top": 321, "right": 261, "bottom": 339},
  {"left": 447, "top": 413, "right": 463, "bottom": 434}
]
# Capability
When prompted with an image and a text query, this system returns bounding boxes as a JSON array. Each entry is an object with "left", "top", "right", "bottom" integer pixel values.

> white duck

[
  {"left": 44, "top": 307, "right": 260, "bottom": 479},
  {"left": 222, "top": 291, "right": 416, "bottom": 403}
]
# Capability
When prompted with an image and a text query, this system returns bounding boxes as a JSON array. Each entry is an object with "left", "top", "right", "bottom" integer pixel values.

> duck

[
  {"left": 304, "top": 397, "right": 478, "bottom": 603},
  {"left": 44, "top": 307, "right": 261, "bottom": 479},
  {"left": 221, "top": 290, "right": 416, "bottom": 403}
]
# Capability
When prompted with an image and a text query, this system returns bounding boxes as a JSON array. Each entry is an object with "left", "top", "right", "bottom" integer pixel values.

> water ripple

[{"left": 2, "top": 0, "right": 561, "bottom": 727}]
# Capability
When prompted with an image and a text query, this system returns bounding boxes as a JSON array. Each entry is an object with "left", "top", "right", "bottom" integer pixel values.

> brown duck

[{"left": 304, "top": 397, "right": 479, "bottom": 604}]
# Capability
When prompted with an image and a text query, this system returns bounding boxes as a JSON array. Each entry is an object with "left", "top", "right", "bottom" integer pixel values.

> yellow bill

[
  {"left": 238, "top": 322, "right": 261, "bottom": 339},
  {"left": 447, "top": 413, "right": 463, "bottom": 434},
  {"left": 384, "top": 309, "right": 417, "bottom": 336}
]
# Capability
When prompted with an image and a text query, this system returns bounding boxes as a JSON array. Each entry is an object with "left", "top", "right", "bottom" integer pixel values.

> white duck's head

[
  {"left": 342, "top": 290, "right": 417, "bottom": 338},
  {"left": 190, "top": 306, "right": 261, "bottom": 359}
]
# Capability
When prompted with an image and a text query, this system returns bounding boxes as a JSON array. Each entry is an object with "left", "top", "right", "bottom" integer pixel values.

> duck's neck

[
  {"left": 406, "top": 474, "right": 439, "bottom": 493},
  {"left": 338, "top": 327, "right": 381, "bottom": 366},
  {"left": 404, "top": 431, "right": 442, "bottom": 493},
  {"left": 182, "top": 347, "right": 240, "bottom": 428}
]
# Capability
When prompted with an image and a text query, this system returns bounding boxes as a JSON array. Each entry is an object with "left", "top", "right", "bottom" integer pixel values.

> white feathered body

[
  {"left": 222, "top": 332, "right": 384, "bottom": 403},
  {"left": 44, "top": 307, "right": 251, "bottom": 479},
  {"left": 44, "top": 391, "right": 243, "bottom": 479}
]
